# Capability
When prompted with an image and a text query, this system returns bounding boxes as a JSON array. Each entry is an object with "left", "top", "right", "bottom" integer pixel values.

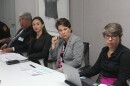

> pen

[{"left": 30, "top": 64, "right": 36, "bottom": 68}]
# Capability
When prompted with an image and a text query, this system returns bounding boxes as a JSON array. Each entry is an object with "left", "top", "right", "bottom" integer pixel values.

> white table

[{"left": 0, "top": 61, "right": 68, "bottom": 86}]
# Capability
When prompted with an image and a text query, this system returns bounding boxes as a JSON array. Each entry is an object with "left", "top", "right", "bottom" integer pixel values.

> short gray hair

[
  {"left": 19, "top": 12, "right": 32, "bottom": 21},
  {"left": 103, "top": 23, "right": 123, "bottom": 37}
]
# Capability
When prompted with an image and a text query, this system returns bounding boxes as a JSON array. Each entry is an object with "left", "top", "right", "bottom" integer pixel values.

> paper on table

[
  {"left": 38, "top": 67, "right": 54, "bottom": 73},
  {"left": 20, "top": 64, "right": 34, "bottom": 71},
  {"left": 0, "top": 53, "right": 27, "bottom": 62},
  {"left": 20, "top": 64, "right": 54, "bottom": 76},
  {"left": 26, "top": 67, "right": 54, "bottom": 76},
  {"left": 25, "top": 69, "right": 44, "bottom": 76}
]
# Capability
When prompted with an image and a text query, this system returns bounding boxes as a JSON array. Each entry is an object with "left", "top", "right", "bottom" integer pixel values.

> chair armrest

[
  {"left": 79, "top": 65, "right": 91, "bottom": 72},
  {"left": 47, "top": 59, "right": 57, "bottom": 62}
]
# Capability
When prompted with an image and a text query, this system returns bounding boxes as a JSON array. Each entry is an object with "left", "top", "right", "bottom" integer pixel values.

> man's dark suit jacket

[{"left": 10, "top": 26, "right": 33, "bottom": 53}]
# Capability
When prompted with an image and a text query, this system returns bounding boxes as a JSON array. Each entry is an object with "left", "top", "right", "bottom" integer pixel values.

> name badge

[{"left": 18, "top": 37, "right": 24, "bottom": 41}]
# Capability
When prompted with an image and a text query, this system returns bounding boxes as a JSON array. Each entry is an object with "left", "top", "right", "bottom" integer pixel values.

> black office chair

[
  {"left": 47, "top": 57, "right": 57, "bottom": 69},
  {"left": 79, "top": 43, "right": 103, "bottom": 83},
  {"left": 79, "top": 42, "right": 91, "bottom": 72}
]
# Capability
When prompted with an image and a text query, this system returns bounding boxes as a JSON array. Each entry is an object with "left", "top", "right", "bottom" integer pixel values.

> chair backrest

[{"left": 83, "top": 42, "right": 89, "bottom": 66}]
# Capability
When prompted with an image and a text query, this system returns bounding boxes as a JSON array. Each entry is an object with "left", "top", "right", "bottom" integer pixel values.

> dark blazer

[
  {"left": 10, "top": 26, "right": 33, "bottom": 53},
  {"left": 27, "top": 30, "right": 52, "bottom": 66}
]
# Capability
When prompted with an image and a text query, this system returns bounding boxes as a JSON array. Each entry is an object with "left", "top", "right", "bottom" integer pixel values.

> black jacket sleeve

[
  {"left": 80, "top": 50, "right": 103, "bottom": 77},
  {"left": 28, "top": 34, "right": 52, "bottom": 60},
  {"left": 113, "top": 50, "right": 130, "bottom": 86}
]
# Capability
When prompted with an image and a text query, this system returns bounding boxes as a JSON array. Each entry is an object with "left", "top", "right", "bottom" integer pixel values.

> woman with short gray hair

[
  {"left": 80, "top": 23, "right": 130, "bottom": 86},
  {"left": 103, "top": 23, "right": 123, "bottom": 42}
]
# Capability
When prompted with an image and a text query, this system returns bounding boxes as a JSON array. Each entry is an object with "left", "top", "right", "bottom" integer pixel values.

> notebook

[{"left": 62, "top": 62, "right": 98, "bottom": 86}]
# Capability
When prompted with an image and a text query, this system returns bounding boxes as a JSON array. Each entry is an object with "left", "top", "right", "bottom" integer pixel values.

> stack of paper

[{"left": 0, "top": 53, "right": 27, "bottom": 62}]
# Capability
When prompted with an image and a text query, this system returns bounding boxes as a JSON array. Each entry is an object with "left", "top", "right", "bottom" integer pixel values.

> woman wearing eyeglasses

[{"left": 80, "top": 23, "right": 130, "bottom": 86}]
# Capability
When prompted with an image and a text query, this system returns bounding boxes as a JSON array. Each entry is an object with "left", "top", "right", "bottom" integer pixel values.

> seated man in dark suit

[
  {"left": 0, "top": 21, "right": 11, "bottom": 48},
  {"left": 1, "top": 12, "right": 33, "bottom": 54}
]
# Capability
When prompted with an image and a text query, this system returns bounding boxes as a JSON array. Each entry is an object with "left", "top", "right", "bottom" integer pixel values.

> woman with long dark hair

[{"left": 27, "top": 17, "right": 52, "bottom": 66}]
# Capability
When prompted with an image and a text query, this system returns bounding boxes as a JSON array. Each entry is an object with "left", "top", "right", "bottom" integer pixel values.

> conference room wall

[
  {"left": 15, "top": 0, "right": 38, "bottom": 32},
  {"left": 70, "top": 0, "right": 130, "bottom": 67}
]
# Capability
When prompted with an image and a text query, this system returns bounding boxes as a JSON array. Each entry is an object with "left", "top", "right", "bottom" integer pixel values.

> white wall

[
  {"left": 70, "top": 0, "right": 130, "bottom": 67},
  {"left": 0, "top": 0, "right": 16, "bottom": 37},
  {"left": 15, "top": 0, "right": 38, "bottom": 31},
  {"left": 15, "top": 0, "right": 69, "bottom": 35},
  {"left": 38, "top": 0, "right": 69, "bottom": 36},
  {"left": 70, "top": 0, "right": 130, "bottom": 81},
  {"left": 70, "top": 0, "right": 84, "bottom": 41},
  {"left": 85, "top": 0, "right": 130, "bottom": 66}
]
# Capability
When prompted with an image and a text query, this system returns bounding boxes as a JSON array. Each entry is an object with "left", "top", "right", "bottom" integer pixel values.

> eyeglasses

[{"left": 104, "top": 34, "right": 118, "bottom": 39}]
